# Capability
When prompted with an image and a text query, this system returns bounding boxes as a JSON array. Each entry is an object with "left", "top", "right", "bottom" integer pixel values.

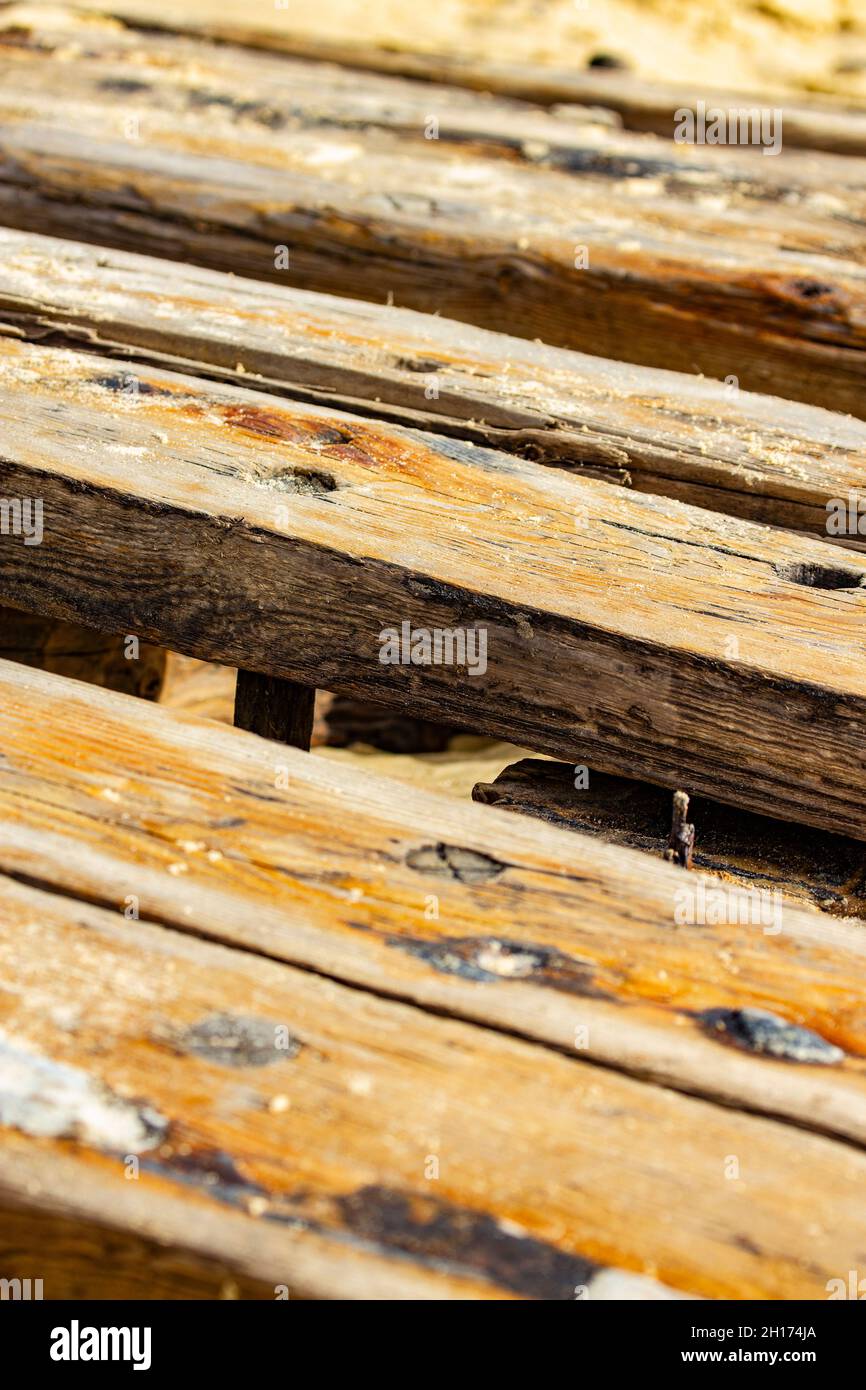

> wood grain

[
  {"left": 2, "top": 658, "right": 866, "bottom": 1149},
  {"left": 1, "top": 338, "right": 866, "bottom": 837},
  {"left": 2, "top": 870, "right": 865, "bottom": 1300},
  {"left": 0, "top": 1202, "right": 277, "bottom": 1300},
  {"left": 234, "top": 671, "right": 316, "bottom": 750},
  {"left": 1, "top": 8, "right": 865, "bottom": 413},
  {"left": 473, "top": 759, "right": 866, "bottom": 920},
  {"left": 2, "top": 230, "right": 864, "bottom": 540},
  {"left": 31, "top": 0, "right": 866, "bottom": 157}
]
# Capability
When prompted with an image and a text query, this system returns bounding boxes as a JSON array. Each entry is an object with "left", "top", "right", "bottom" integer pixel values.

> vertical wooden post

[{"left": 233, "top": 670, "right": 316, "bottom": 750}]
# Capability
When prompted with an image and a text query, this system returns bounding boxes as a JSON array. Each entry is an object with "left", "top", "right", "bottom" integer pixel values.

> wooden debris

[
  {"left": 1, "top": 339, "right": 866, "bottom": 838},
  {"left": 2, "top": 659, "right": 866, "bottom": 1149},
  {"left": 6, "top": 869, "right": 866, "bottom": 1299},
  {"left": 472, "top": 759, "right": 866, "bottom": 918},
  {"left": 2, "top": 230, "right": 864, "bottom": 540},
  {"left": 0, "top": 9, "right": 864, "bottom": 412}
]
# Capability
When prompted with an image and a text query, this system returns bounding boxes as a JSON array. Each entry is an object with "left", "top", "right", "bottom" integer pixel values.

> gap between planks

[{"left": 2, "top": 658, "right": 866, "bottom": 1152}]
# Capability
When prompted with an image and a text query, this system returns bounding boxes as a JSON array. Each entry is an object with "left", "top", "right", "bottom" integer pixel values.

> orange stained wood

[
  {"left": 0, "top": 659, "right": 865, "bottom": 1151},
  {"left": 2, "top": 868, "right": 866, "bottom": 1301}
]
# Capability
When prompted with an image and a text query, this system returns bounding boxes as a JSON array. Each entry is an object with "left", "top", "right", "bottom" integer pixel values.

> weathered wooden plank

[
  {"left": 2, "top": 658, "right": 866, "bottom": 1149},
  {"left": 7, "top": 338, "right": 866, "bottom": 824},
  {"left": 2, "top": 231, "right": 865, "bottom": 541},
  {"left": 2, "top": 338, "right": 866, "bottom": 838},
  {"left": 1, "top": 9, "right": 865, "bottom": 413},
  {"left": 2, "top": 869, "right": 866, "bottom": 1300},
  {"left": 37, "top": 0, "right": 866, "bottom": 157},
  {"left": 473, "top": 760, "right": 866, "bottom": 920}
]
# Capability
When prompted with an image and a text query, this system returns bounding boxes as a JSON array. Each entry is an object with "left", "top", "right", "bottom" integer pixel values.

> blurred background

[{"left": 65, "top": 0, "right": 866, "bottom": 100}]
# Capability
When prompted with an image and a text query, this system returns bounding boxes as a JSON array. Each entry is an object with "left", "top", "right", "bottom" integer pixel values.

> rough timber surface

[
  {"left": 0, "top": 9, "right": 865, "bottom": 413},
  {"left": 2, "top": 230, "right": 865, "bottom": 540},
  {"left": 473, "top": 760, "right": 866, "bottom": 920},
  {"left": 2, "top": 660, "right": 866, "bottom": 1151},
  {"left": 6, "top": 866, "right": 866, "bottom": 1301},
  {"left": 31, "top": 0, "right": 866, "bottom": 157},
  {"left": 2, "top": 338, "right": 866, "bottom": 839}
]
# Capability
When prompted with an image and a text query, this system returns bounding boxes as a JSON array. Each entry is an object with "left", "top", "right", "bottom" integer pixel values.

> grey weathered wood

[
  {"left": 1, "top": 337, "right": 866, "bottom": 839},
  {"left": 1, "top": 8, "right": 865, "bottom": 414},
  {"left": 234, "top": 670, "right": 315, "bottom": 749},
  {"left": 41, "top": 1, "right": 866, "bottom": 157},
  {"left": 2, "top": 230, "right": 864, "bottom": 541}
]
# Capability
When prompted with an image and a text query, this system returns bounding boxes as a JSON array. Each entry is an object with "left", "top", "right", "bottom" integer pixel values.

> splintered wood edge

[
  {"left": 1, "top": 658, "right": 866, "bottom": 1150},
  {"left": 0, "top": 229, "right": 864, "bottom": 540},
  {"left": 1, "top": 871, "right": 863, "bottom": 1300}
]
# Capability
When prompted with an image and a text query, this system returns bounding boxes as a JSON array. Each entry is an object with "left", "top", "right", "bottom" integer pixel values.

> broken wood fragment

[{"left": 472, "top": 759, "right": 866, "bottom": 919}]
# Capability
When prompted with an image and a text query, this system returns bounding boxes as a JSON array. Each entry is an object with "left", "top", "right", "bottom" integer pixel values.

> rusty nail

[{"left": 664, "top": 789, "right": 695, "bottom": 869}]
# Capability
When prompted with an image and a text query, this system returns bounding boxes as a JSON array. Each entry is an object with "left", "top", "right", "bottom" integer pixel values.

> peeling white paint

[{"left": 0, "top": 1032, "right": 167, "bottom": 1154}]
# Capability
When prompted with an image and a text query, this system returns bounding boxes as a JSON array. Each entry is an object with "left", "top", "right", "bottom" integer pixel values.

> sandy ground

[{"left": 62, "top": 0, "right": 866, "bottom": 100}]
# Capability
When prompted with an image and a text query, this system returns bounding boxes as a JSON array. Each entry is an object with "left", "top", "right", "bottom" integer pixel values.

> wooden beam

[
  {"left": 1, "top": 9, "right": 865, "bottom": 414},
  {"left": 2, "top": 658, "right": 866, "bottom": 1150},
  {"left": 473, "top": 760, "right": 866, "bottom": 920},
  {"left": 2, "top": 869, "right": 866, "bottom": 1300},
  {"left": 36, "top": 1, "right": 866, "bottom": 157},
  {"left": 234, "top": 670, "right": 315, "bottom": 749},
  {"left": 2, "top": 230, "right": 864, "bottom": 542},
  {"left": 1, "top": 338, "right": 866, "bottom": 838}
]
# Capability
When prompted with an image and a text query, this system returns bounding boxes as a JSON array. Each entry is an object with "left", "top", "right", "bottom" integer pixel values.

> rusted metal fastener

[{"left": 664, "top": 789, "right": 695, "bottom": 869}]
